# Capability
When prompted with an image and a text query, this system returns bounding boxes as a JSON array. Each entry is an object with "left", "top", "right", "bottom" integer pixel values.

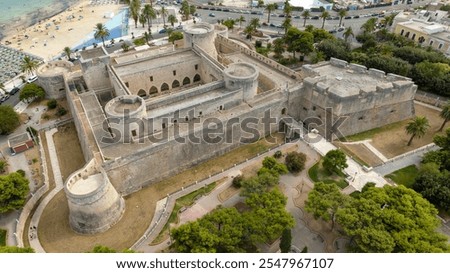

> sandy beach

[{"left": 1, "top": 1, "right": 126, "bottom": 61}]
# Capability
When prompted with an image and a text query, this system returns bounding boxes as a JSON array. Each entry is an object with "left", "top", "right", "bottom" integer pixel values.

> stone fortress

[{"left": 36, "top": 22, "right": 417, "bottom": 234}]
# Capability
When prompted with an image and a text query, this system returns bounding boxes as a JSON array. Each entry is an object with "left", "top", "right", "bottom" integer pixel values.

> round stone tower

[
  {"left": 64, "top": 160, "right": 125, "bottom": 234},
  {"left": 36, "top": 60, "right": 73, "bottom": 99},
  {"left": 104, "top": 95, "right": 147, "bottom": 142},
  {"left": 223, "top": 62, "right": 259, "bottom": 102},
  {"left": 184, "top": 22, "right": 217, "bottom": 59}
]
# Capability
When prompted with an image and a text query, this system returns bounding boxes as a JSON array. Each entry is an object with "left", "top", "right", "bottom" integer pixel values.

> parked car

[
  {"left": 27, "top": 75, "right": 38, "bottom": 83},
  {"left": 209, "top": 13, "right": 216, "bottom": 17},
  {"left": 159, "top": 28, "right": 167, "bottom": 34},
  {"left": 9, "top": 87, "right": 20, "bottom": 95}
]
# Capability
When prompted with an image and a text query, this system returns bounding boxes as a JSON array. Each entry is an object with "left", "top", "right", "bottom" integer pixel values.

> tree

[
  {"left": 244, "top": 189, "right": 294, "bottom": 243},
  {"left": 279, "top": 228, "right": 292, "bottom": 253},
  {"left": 139, "top": 12, "right": 146, "bottom": 28},
  {"left": 143, "top": 4, "right": 157, "bottom": 31},
  {"left": 0, "top": 172, "right": 30, "bottom": 213},
  {"left": 21, "top": 56, "right": 39, "bottom": 76},
  {"left": 47, "top": 99, "right": 58, "bottom": 109},
  {"left": 222, "top": 19, "right": 235, "bottom": 30},
  {"left": 262, "top": 156, "right": 288, "bottom": 175},
  {"left": 320, "top": 11, "right": 329, "bottom": 29},
  {"left": 0, "top": 246, "right": 35, "bottom": 253},
  {"left": 414, "top": 163, "right": 450, "bottom": 211},
  {"left": 63, "top": 46, "right": 72, "bottom": 60},
  {"left": 0, "top": 160, "right": 7, "bottom": 173},
  {"left": 410, "top": 62, "right": 450, "bottom": 96},
  {"left": 168, "top": 14, "right": 178, "bottom": 27},
  {"left": 285, "top": 28, "right": 314, "bottom": 61},
  {"left": 129, "top": 0, "right": 141, "bottom": 28},
  {"left": 265, "top": 3, "right": 277, "bottom": 24},
  {"left": 338, "top": 9, "right": 347, "bottom": 27},
  {"left": 172, "top": 207, "right": 246, "bottom": 253},
  {"left": 285, "top": 151, "right": 306, "bottom": 173},
  {"left": 168, "top": 31, "right": 183, "bottom": 44},
  {"left": 272, "top": 38, "right": 285, "bottom": 59},
  {"left": 0, "top": 105, "right": 20, "bottom": 135},
  {"left": 281, "top": 18, "right": 292, "bottom": 34},
  {"left": 336, "top": 185, "right": 449, "bottom": 252},
  {"left": 19, "top": 83, "right": 45, "bottom": 102},
  {"left": 160, "top": 6, "right": 168, "bottom": 27},
  {"left": 249, "top": 18, "right": 260, "bottom": 31},
  {"left": 343, "top": 27, "right": 354, "bottom": 43},
  {"left": 180, "top": 0, "right": 194, "bottom": 21},
  {"left": 94, "top": 23, "right": 110, "bottom": 47},
  {"left": 305, "top": 182, "right": 347, "bottom": 231},
  {"left": 322, "top": 149, "right": 348, "bottom": 174},
  {"left": 236, "top": 15, "right": 245, "bottom": 29},
  {"left": 405, "top": 116, "right": 430, "bottom": 146},
  {"left": 91, "top": 245, "right": 116, "bottom": 253},
  {"left": 301, "top": 10, "right": 310, "bottom": 27},
  {"left": 361, "top": 17, "right": 377, "bottom": 33},
  {"left": 438, "top": 102, "right": 450, "bottom": 132}
]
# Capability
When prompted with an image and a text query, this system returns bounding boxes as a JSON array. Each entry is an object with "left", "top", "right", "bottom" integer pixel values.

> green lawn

[
  {"left": 151, "top": 181, "right": 219, "bottom": 244},
  {"left": 343, "top": 120, "right": 407, "bottom": 142},
  {"left": 308, "top": 161, "right": 349, "bottom": 189},
  {"left": 385, "top": 165, "right": 419, "bottom": 188},
  {"left": 0, "top": 229, "right": 7, "bottom": 246}
]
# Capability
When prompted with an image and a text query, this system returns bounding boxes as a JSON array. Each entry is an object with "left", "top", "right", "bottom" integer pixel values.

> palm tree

[
  {"left": 160, "top": 6, "right": 168, "bottom": 27},
  {"left": 139, "top": 13, "right": 146, "bottom": 28},
  {"left": 63, "top": 46, "right": 72, "bottom": 60},
  {"left": 338, "top": 9, "right": 347, "bottom": 27},
  {"left": 283, "top": 0, "right": 292, "bottom": 17},
  {"left": 320, "top": 11, "right": 329, "bottom": 29},
  {"left": 244, "top": 25, "right": 254, "bottom": 39},
  {"left": 405, "top": 116, "right": 430, "bottom": 146},
  {"left": 361, "top": 17, "right": 377, "bottom": 33},
  {"left": 21, "top": 56, "right": 39, "bottom": 76},
  {"left": 265, "top": 3, "right": 277, "bottom": 24},
  {"left": 237, "top": 16, "right": 246, "bottom": 30},
  {"left": 343, "top": 27, "right": 354, "bottom": 43},
  {"left": 250, "top": 18, "right": 260, "bottom": 30},
  {"left": 129, "top": 0, "right": 141, "bottom": 28},
  {"left": 302, "top": 10, "right": 310, "bottom": 27},
  {"left": 438, "top": 102, "right": 450, "bottom": 132},
  {"left": 94, "top": 23, "right": 110, "bottom": 47},
  {"left": 168, "top": 14, "right": 178, "bottom": 27},
  {"left": 143, "top": 4, "right": 156, "bottom": 31}
]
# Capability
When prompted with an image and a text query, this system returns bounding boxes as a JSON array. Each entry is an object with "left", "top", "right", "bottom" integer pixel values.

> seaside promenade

[{"left": 0, "top": 1, "right": 125, "bottom": 61}]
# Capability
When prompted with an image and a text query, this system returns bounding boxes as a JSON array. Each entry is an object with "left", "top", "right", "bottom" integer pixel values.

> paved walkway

[
  {"left": 134, "top": 139, "right": 350, "bottom": 253},
  {"left": 304, "top": 133, "right": 388, "bottom": 191},
  {"left": 28, "top": 128, "right": 65, "bottom": 252},
  {"left": 373, "top": 144, "right": 439, "bottom": 176}
]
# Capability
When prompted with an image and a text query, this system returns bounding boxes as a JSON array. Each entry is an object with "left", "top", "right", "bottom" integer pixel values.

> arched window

[
  {"left": 400, "top": 29, "right": 404, "bottom": 36},
  {"left": 193, "top": 74, "right": 201, "bottom": 83},
  {"left": 281, "top": 108, "right": 287, "bottom": 115},
  {"left": 149, "top": 86, "right": 158, "bottom": 95},
  {"left": 172, "top": 80, "right": 180, "bottom": 88},
  {"left": 137, "top": 89, "right": 146, "bottom": 97},
  {"left": 161, "top": 83, "right": 169, "bottom": 92},
  {"left": 182, "top": 77, "right": 191, "bottom": 85}
]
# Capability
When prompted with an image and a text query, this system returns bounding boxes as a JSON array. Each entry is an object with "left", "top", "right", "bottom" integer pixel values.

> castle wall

[
  {"left": 36, "top": 61, "right": 73, "bottom": 99},
  {"left": 102, "top": 97, "right": 287, "bottom": 195},
  {"left": 81, "top": 56, "right": 112, "bottom": 91},
  {"left": 65, "top": 87, "right": 94, "bottom": 162},
  {"left": 118, "top": 55, "right": 203, "bottom": 97}
]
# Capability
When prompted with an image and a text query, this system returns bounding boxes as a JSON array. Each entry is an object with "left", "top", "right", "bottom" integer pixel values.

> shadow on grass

[{"left": 308, "top": 161, "right": 348, "bottom": 189}]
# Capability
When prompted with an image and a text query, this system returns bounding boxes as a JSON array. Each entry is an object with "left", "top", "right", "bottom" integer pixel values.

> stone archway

[
  {"left": 149, "top": 86, "right": 158, "bottom": 95},
  {"left": 161, "top": 83, "right": 169, "bottom": 92},
  {"left": 172, "top": 80, "right": 180, "bottom": 88},
  {"left": 193, "top": 74, "right": 201, "bottom": 83},
  {"left": 137, "top": 89, "right": 146, "bottom": 97},
  {"left": 182, "top": 77, "right": 191, "bottom": 86}
]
